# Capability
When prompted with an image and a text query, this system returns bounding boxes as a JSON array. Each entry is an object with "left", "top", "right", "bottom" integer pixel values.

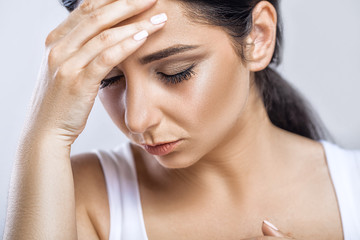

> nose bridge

[{"left": 124, "top": 73, "right": 161, "bottom": 134}]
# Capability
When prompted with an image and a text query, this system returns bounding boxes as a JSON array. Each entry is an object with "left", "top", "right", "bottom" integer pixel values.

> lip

[{"left": 142, "top": 140, "right": 182, "bottom": 156}]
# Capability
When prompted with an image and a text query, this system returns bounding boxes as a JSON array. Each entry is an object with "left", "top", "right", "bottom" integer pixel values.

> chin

[{"left": 154, "top": 152, "right": 199, "bottom": 169}]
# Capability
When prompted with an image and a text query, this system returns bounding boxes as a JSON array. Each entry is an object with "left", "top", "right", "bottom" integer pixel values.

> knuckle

[
  {"left": 56, "top": 63, "right": 74, "bottom": 81},
  {"left": 45, "top": 30, "right": 58, "bottom": 47},
  {"left": 48, "top": 46, "right": 61, "bottom": 65},
  {"left": 99, "top": 51, "right": 116, "bottom": 66},
  {"left": 88, "top": 10, "right": 102, "bottom": 23},
  {"left": 125, "top": 0, "right": 136, "bottom": 8},
  {"left": 79, "top": 0, "right": 96, "bottom": 14},
  {"left": 116, "top": 44, "right": 126, "bottom": 56},
  {"left": 135, "top": 22, "right": 146, "bottom": 32},
  {"left": 126, "top": 0, "right": 143, "bottom": 10},
  {"left": 98, "top": 31, "right": 113, "bottom": 43},
  {"left": 56, "top": 64, "right": 69, "bottom": 79},
  {"left": 132, "top": 20, "right": 152, "bottom": 34}
]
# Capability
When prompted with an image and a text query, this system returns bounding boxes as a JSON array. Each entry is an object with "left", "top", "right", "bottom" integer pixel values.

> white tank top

[{"left": 92, "top": 141, "right": 360, "bottom": 240}]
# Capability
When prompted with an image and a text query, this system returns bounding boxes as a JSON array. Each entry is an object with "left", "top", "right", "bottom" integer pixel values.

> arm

[
  {"left": 3, "top": 133, "right": 77, "bottom": 239},
  {"left": 3, "top": 0, "right": 165, "bottom": 238}
]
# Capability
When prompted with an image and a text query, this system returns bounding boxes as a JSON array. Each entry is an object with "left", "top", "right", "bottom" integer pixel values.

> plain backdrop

[{"left": 1, "top": 0, "right": 359, "bottom": 236}]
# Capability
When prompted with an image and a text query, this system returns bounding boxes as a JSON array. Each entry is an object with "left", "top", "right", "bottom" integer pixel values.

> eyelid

[
  {"left": 156, "top": 62, "right": 198, "bottom": 74},
  {"left": 159, "top": 63, "right": 195, "bottom": 75},
  {"left": 103, "top": 68, "right": 123, "bottom": 80},
  {"left": 100, "top": 63, "right": 196, "bottom": 89},
  {"left": 102, "top": 63, "right": 194, "bottom": 80}
]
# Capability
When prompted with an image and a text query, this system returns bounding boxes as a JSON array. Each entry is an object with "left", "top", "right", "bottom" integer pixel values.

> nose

[{"left": 124, "top": 78, "right": 162, "bottom": 134}]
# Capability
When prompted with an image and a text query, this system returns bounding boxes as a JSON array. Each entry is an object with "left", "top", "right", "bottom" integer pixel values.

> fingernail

[
  {"left": 263, "top": 220, "right": 279, "bottom": 231},
  {"left": 133, "top": 30, "right": 149, "bottom": 41},
  {"left": 150, "top": 13, "right": 168, "bottom": 25}
]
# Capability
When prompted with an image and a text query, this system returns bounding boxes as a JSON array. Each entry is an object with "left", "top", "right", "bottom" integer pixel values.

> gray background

[{"left": 1, "top": 0, "right": 359, "bottom": 236}]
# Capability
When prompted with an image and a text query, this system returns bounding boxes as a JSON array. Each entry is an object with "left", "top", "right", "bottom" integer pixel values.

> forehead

[{"left": 112, "top": 0, "right": 234, "bottom": 60}]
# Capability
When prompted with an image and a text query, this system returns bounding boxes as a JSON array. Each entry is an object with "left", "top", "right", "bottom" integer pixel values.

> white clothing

[
  {"left": 320, "top": 141, "right": 360, "bottom": 240},
  {"left": 92, "top": 141, "right": 360, "bottom": 240}
]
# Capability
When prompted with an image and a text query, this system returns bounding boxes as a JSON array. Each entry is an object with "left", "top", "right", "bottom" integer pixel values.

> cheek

[
  {"left": 155, "top": 60, "right": 249, "bottom": 168},
  {"left": 169, "top": 60, "right": 249, "bottom": 139}
]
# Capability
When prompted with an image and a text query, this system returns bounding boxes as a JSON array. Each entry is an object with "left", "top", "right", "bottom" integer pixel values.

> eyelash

[{"left": 99, "top": 64, "right": 196, "bottom": 89}]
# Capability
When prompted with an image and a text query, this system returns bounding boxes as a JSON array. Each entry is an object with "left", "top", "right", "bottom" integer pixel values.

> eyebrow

[{"left": 139, "top": 44, "right": 200, "bottom": 65}]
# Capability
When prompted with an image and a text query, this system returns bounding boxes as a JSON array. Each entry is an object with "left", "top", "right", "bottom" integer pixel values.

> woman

[{"left": 3, "top": 0, "right": 360, "bottom": 239}]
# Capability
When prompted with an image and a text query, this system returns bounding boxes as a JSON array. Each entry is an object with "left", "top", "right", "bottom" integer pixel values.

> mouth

[{"left": 142, "top": 140, "right": 182, "bottom": 156}]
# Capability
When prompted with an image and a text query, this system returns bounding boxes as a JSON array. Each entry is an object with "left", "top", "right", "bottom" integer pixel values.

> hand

[
  {"left": 241, "top": 220, "right": 297, "bottom": 240},
  {"left": 27, "top": 0, "right": 166, "bottom": 144}
]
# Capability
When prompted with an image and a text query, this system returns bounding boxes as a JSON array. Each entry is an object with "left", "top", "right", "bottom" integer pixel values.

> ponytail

[{"left": 255, "top": 67, "right": 329, "bottom": 140}]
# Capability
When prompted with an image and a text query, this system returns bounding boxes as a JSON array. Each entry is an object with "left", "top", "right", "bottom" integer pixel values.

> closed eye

[
  {"left": 99, "top": 64, "right": 196, "bottom": 89},
  {"left": 100, "top": 76, "right": 124, "bottom": 89},
  {"left": 157, "top": 64, "right": 196, "bottom": 85}
]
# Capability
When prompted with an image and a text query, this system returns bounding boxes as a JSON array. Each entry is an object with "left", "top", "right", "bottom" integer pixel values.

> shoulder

[
  {"left": 71, "top": 152, "right": 107, "bottom": 204},
  {"left": 71, "top": 152, "right": 110, "bottom": 240}
]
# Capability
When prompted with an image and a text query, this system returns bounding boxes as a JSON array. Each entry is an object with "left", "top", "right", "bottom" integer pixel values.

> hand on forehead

[
  {"left": 112, "top": 0, "right": 181, "bottom": 28},
  {"left": 75, "top": 0, "right": 176, "bottom": 25}
]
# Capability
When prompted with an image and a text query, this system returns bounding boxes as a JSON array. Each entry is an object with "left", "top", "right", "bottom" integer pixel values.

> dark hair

[{"left": 59, "top": 0, "right": 331, "bottom": 141}]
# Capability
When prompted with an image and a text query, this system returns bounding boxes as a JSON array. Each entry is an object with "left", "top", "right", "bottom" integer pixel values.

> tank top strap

[
  {"left": 320, "top": 140, "right": 360, "bottom": 240},
  {"left": 92, "top": 142, "right": 148, "bottom": 240}
]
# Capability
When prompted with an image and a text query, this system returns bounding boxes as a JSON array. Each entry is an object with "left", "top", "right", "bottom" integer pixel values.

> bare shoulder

[
  {"left": 274, "top": 126, "right": 325, "bottom": 159},
  {"left": 71, "top": 152, "right": 110, "bottom": 240},
  {"left": 274, "top": 128, "right": 344, "bottom": 239}
]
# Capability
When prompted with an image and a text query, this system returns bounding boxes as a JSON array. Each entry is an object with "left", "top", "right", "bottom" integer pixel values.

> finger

[
  {"left": 262, "top": 220, "right": 293, "bottom": 239},
  {"left": 57, "top": 0, "right": 158, "bottom": 54},
  {"left": 46, "top": 0, "right": 117, "bottom": 46},
  {"left": 241, "top": 237, "right": 290, "bottom": 240},
  {"left": 78, "top": 29, "right": 150, "bottom": 87},
  {"left": 66, "top": 14, "right": 167, "bottom": 70},
  {"left": 48, "top": 0, "right": 158, "bottom": 66}
]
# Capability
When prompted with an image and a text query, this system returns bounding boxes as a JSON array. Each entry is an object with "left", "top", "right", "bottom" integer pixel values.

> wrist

[
  {"left": 19, "top": 119, "right": 80, "bottom": 147},
  {"left": 17, "top": 127, "right": 73, "bottom": 157}
]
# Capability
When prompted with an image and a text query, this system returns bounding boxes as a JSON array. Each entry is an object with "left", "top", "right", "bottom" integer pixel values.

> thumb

[{"left": 262, "top": 220, "right": 292, "bottom": 238}]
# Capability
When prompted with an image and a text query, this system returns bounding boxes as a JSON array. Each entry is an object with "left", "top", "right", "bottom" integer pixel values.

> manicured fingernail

[
  {"left": 150, "top": 13, "right": 168, "bottom": 25},
  {"left": 133, "top": 30, "right": 149, "bottom": 41},
  {"left": 263, "top": 220, "right": 279, "bottom": 231}
]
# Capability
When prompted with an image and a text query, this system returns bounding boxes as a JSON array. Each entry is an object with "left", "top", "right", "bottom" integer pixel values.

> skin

[
  {"left": 3, "top": 0, "right": 343, "bottom": 239},
  {"left": 97, "top": 1, "right": 343, "bottom": 239}
]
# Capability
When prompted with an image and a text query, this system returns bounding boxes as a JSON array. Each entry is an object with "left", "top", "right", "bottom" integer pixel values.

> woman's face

[{"left": 98, "top": 0, "right": 251, "bottom": 169}]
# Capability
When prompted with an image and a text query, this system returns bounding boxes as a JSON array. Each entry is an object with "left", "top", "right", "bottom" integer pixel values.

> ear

[{"left": 245, "top": 1, "right": 277, "bottom": 72}]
